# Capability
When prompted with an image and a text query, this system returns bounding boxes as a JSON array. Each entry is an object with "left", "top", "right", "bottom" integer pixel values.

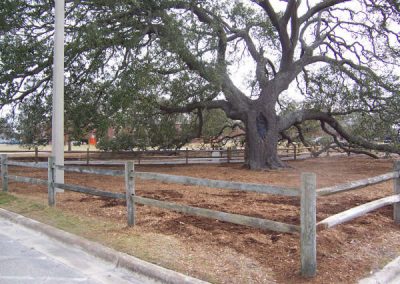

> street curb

[
  {"left": 358, "top": 256, "right": 400, "bottom": 284},
  {"left": 0, "top": 208, "right": 208, "bottom": 284}
]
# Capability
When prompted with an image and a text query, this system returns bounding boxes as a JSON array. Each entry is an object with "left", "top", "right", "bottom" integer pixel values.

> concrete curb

[
  {"left": 0, "top": 208, "right": 208, "bottom": 284},
  {"left": 358, "top": 256, "right": 400, "bottom": 284}
]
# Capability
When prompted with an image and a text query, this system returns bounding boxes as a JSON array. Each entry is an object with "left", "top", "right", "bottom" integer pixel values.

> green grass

[
  {"left": 0, "top": 192, "right": 17, "bottom": 205},
  {"left": 0, "top": 192, "right": 115, "bottom": 236},
  {"left": 0, "top": 192, "right": 183, "bottom": 272}
]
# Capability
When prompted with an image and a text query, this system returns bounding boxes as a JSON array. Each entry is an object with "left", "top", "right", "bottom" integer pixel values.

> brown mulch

[{"left": 5, "top": 155, "right": 400, "bottom": 283}]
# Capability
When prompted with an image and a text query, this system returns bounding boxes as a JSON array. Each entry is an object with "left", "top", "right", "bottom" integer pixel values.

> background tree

[
  {"left": 1, "top": 0, "right": 399, "bottom": 169},
  {"left": 15, "top": 97, "right": 50, "bottom": 146},
  {"left": 0, "top": 115, "right": 16, "bottom": 141}
]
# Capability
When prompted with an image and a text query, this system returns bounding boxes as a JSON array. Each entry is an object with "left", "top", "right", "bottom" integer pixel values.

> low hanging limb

[
  {"left": 210, "top": 123, "right": 245, "bottom": 146},
  {"left": 280, "top": 128, "right": 332, "bottom": 158},
  {"left": 320, "top": 122, "right": 379, "bottom": 159},
  {"left": 279, "top": 131, "right": 295, "bottom": 145},
  {"left": 281, "top": 111, "right": 400, "bottom": 155},
  {"left": 213, "top": 133, "right": 245, "bottom": 147},
  {"left": 294, "top": 124, "right": 321, "bottom": 157}
]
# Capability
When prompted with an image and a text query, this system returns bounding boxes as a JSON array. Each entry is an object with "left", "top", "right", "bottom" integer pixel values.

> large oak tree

[{"left": 1, "top": 0, "right": 399, "bottom": 169}]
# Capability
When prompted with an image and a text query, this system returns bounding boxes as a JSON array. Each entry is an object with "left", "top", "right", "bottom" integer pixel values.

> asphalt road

[{"left": 0, "top": 217, "right": 156, "bottom": 284}]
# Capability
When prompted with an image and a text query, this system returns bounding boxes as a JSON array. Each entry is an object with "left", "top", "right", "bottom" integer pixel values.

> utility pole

[{"left": 52, "top": 0, "right": 65, "bottom": 185}]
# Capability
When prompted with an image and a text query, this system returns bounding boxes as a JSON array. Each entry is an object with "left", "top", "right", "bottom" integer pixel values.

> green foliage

[
  {"left": 15, "top": 97, "right": 50, "bottom": 146},
  {"left": 96, "top": 113, "right": 197, "bottom": 151},
  {"left": 202, "top": 109, "right": 230, "bottom": 139},
  {"left": 346, "top": 113, "right": 397, "bottom": 141},
  {"left": 1, "top": 0, "right": 400, "bottom": 158},
  {"left": 97, "top": 132, "right": 135, "bottom": 151},
  {"left": 0, "top": 116, "right": 15, "bottom": 139}
]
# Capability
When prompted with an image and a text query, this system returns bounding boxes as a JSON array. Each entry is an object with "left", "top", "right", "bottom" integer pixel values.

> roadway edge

[{"left": 0, "top": 208, "right": 208, "bottom": 284}]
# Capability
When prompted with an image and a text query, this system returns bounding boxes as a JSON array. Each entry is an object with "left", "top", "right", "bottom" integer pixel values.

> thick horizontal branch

[
  {"left": 320, "top": 122, "right": 379, "bottom": 159},
  {"left": 299, "top": 0, "right": 350, "bottom": 25},
  {"left": 279, "top": 110, "right": 400, "bottom": 155}
]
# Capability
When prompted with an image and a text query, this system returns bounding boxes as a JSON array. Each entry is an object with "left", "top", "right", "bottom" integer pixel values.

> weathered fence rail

[
  {"left": 317, "top": 172, "right": 399, "bottom": 196},
  {"left": 7, "top": 160, "right": 48, "bottom": 169},
  {"left": 135, "top": 172, "right": 298, "bottom": 196},
  {"left": 317, "top": 194, "right": 400, "bottom": 230},
  {"left": 134, "top": 196, "right": 300, "bottom": 233},
  {"left": 54, "top": 183, "right": 126, "bottom": 199},
  {"left": 315, "top": 162, "right": 400, "bottom": 230},
  {"left": 8, "top": 175, "right": 48, "bottom": 186},
  {"left": 1, "top": 153, "right": 399, "bottom": 278},
  {"left": 56, "top": 165, "right": 125, "bottom": 177}
]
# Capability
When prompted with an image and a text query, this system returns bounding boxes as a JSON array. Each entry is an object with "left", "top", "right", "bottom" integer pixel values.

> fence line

[
  {"left": 0, "top": 145, "right": 320, "bottom": 165},
  {"left": 1, "top": 155, "right": 399, "bottom": 278},
  {"left": 54, "top": 183, "right": 126, "bottom": 199},
  {"left": 56, "top": 165, "right": 125, "bottom": 177},
  {"left": 8, "top": 175, "right": 48, "bottom": 186},
  {"left": 136, "top": 172, "right": 298, "bottom": 196},
  {"left": 7, "top": 161, "right": 48, "bottom": 169},
  {"left": 134, "top": 196, "right": 300, "bottom": 233},
  {"left": 317, "top": 172, "right": 399, "bottom": 196},
  {"left": 0, "top": 156, "right": 300, "bottom": 231},
  {"left": 317, "top": 194, "right": 400, "bottom": 230}
]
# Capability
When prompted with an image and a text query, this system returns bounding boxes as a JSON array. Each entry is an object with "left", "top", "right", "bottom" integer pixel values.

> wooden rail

[
  {"left": 317, "top": 194, "right": 400, "bottom": 230},
  {"left": 134, "top": 196, "right": 299, "bottom": 233},
  {"left": 8, "top": 175, "right": 48, "bottom": 186},
  {"left": 57, "top": 165, "right": 124, "bottom": 177},
  {"left": 317, "top": 172, "right": 399, "bottom": 196},
  {"left": 136, "top": 172, "right": 299, "bottom": 196},
  {"left": 7, "top": 161, "right": 48, "bottom": 169},
  {"left": 54, "top": 183, "right": 125, "bottom": 199}
]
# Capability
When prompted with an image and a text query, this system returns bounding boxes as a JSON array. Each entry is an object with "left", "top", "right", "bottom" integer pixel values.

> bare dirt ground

[{"left": 4, "top": 155, "right": 400, "bottom": 283}]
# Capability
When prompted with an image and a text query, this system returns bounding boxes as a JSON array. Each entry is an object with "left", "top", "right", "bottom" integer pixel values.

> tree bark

[{"left": 244, "top": 107, "right": 286, "bottom": 170}]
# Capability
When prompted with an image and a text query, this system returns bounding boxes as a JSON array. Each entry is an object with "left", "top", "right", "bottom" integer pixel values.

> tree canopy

[{"left": 1, "top": 0, "right": 399, "bottom": 168}]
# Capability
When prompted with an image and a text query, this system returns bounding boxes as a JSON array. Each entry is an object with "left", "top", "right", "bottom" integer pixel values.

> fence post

[
  {"left": 294, "top": 145, "right": 297, "bottom": 160},
  {"left": 227, "top": 147, "right": 231, "bottom": 163},
  {"left": 35, "top": 146, "right": 39, "bottom": 163},
  {"left": 394, "top": 161, "right": 400, "bottom": 224},
  {"left": 48, "top": 156, "right": 55, "bottom": 206},
  {"left": 1, "top": 154, "right": 8, "bottom": 192},
  {"left": 185, "top": 148, "right": 189, "bottom": 165},
  {"left": 300, "top": 172, "right": 317, "bottom": 277},
  {"left": 86, "top": 148, "right": 90, "bottom": 165},
  {"left": 125, "top": 161, "right": 135, "bottom": 226}
]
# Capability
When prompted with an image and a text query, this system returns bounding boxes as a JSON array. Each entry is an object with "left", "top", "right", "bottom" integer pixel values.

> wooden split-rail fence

[
  {"left": 0, "top": 145, "right": 319, "bottom": 165},
  {"left": 0, "top": 153, "right": 399, "bottom": 277}
]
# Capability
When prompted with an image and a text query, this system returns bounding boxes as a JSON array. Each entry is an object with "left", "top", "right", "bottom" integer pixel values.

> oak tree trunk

[{"left": 244, "top": 109, "right": 286, "bottom": 170}]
